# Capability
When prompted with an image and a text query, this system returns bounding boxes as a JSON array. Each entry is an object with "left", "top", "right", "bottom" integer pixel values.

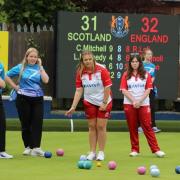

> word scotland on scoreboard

[{"left": 56, "top": 11, "right": 179, "bottom": 99}]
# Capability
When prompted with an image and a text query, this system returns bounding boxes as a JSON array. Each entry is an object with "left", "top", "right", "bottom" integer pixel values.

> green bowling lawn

[{"left": 1, "top": 130, "right": 180, "bottom": 180}]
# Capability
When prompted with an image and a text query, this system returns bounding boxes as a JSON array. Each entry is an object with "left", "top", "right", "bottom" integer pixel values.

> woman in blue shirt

[
  {"left": 0, "top": 63, "right": 13, "bottom": 158},
  {"left": 138, "top": 48, "right": 161, "bottom": 133},
  {"left": 5, "top": 48, "right": 49, "bottom": 156}
]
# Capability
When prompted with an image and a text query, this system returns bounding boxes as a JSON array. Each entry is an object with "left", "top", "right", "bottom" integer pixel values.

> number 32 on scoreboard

[{"left": 141, "top": 17, "right": 159, "bottom": 33}]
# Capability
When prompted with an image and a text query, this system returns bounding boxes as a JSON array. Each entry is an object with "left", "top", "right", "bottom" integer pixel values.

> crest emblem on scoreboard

[{"left": 111, "top": 15, "right": 129, "bottom": 38}]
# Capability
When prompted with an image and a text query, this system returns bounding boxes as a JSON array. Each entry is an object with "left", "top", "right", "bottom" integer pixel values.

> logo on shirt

[
  {"left": 146, "top": 67, "right": 155, "bottom": 77},
  {"left": 83, "top": 82, "right": 101, "bottom": 88},
  {"left": 111, "top": 15, "right": 129, "bottom": 38},
  {"left": 128, "top": 84, "right": 145, "bottom": 89}
]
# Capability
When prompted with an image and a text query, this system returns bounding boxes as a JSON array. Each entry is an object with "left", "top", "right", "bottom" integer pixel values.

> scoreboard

[{"left": 56, "top": 11, "right": 179, "bottom": 99}]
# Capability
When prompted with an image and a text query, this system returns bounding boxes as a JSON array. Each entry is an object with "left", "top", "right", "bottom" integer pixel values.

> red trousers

[{"left": 124, "top": 104, "right": 160, "bottom": 153}]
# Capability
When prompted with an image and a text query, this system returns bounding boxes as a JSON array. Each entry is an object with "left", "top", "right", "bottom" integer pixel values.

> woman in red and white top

[
  {"left": 66, "top": 51, "right": 112, "bottom": 161},
  {"left": 120, "top": 54, "right": 165, "bottom": 157}
]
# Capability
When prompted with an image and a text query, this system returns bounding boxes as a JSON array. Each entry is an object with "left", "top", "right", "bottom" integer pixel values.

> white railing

[{"left": 0, "top": 22, "right": 54, "bottom": 32}]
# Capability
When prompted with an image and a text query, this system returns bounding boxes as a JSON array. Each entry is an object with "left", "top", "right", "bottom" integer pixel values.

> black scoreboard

[{"left": 56, "top": 11, "right": 179, "bottom": 99}]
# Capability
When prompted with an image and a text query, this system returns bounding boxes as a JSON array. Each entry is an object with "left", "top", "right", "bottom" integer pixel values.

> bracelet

[
  {"left": 40, "top": 66, "right": 44, "bottom": 71},
  {"left": 71, "top": 106, "right": 76, "bottom": 109}
]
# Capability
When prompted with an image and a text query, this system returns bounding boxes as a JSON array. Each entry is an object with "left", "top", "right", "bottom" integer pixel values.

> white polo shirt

[
  {"left": 120, "top": 72, "right": 152, "bottom": 106},
  {"left": 76, "top": 63, "right": 112, "bottom": 106}
]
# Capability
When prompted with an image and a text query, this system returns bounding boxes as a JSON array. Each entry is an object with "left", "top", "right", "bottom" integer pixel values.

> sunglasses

[
  {"left": 130, "top": 52, "right": 139, "bottom": 56},
  {"left": 130, "top": 52, "right": 140, "bottom": 58}
]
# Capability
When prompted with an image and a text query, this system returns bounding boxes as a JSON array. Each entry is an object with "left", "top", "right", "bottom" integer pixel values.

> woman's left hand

[{"left": 99, "top": 103, "right": 107, "bottom": 111}]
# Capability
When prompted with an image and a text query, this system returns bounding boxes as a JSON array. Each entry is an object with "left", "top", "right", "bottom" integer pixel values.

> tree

[
  {"left": 0, "top": 0, "right": 7, "bottom": 22},
  {"left": 0, "top": 0, "right": 171, "bottom": 25},
  {"left": 2, "top": 0, "right": 81, "bottom": 25}
]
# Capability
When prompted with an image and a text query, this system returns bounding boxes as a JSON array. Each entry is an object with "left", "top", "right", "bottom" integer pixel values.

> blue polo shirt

[
  {"left": 143, "top": 61, "right": 156, "bottom": 79},
  {"left": 0, "top": 62, "right": 5, "bottom": 94},
  {"left": 143, "top": 61, "right": 158, "bottom": 96},
  {"left": 6, "top": 64, "right": 44, "bottom": 97}
]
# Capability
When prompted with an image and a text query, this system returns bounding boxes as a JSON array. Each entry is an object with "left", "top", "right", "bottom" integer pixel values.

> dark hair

[{"left": 126, "top": 54, "right": 146, "bottom": 80}]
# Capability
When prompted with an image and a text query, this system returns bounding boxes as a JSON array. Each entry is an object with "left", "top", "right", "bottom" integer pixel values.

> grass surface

[{"left": 1, "top": 131, "right": 180, "bottom": 180}]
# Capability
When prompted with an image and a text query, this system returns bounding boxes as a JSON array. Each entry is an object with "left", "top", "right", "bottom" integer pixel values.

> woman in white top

[
  {"left": 66, "top": 51, "right": 112, "bottom": 161},
  {"left": 120, "top": 54, "right": 165, "bottom": 157}
]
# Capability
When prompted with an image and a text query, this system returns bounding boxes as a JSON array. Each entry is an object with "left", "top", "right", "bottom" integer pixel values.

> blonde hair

[
  {"left": 77, "top": 50, "right": 96, "bottom": 77},
  {"left": 143, "top": 48, "right": 153, "bottom": 60},
  {"left": 18, "top": 47, "right": 39, "bottom": 81}
]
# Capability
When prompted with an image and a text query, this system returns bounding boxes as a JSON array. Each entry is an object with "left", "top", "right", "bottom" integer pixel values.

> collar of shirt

[{"left": 82, "top": 64, "right": 100, "bottom": 74}]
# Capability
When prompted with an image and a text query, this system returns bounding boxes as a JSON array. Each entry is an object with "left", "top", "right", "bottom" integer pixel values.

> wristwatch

[{"left": 103, "top": 101, "right": 108, "bottom": 104}]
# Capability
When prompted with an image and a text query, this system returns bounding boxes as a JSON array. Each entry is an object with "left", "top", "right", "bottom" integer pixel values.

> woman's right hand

[
  {"left": 65, "top": 107, "right": 75, "bottom": 116},
  {"left": 37, "top": 58, "right": 42, "bottom": 66},
  {"left": 133, "top": 100, "right": 141, "bottom": 108}
]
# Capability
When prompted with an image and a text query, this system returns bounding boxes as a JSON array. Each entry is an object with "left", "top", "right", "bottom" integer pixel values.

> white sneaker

[
  {"left": 96, "top": 151, "right": 105, "bottom": 161},
  {"left": 31, "top": 148, "right": 45, "bottom": 157},
  {"left": 138, "top": 127, "right": 143, "bottom": 133},
  {"left": 0, "top": 152, "right": 13, "bottom": 159},
  {"left": 23, "top": 147, "right": 32, "bottom": 155},
  {"left": 86, "top": 152, "right": 96, "bottom": 160},
  {"left": 155, "top": 150, "right": 165, "bottom": 158},
  {"left": 152, "top": 127, "right": 161, "bottom": 133},
  {"left": 129, "top": 151, "right": 139, "bottom": 157}
]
